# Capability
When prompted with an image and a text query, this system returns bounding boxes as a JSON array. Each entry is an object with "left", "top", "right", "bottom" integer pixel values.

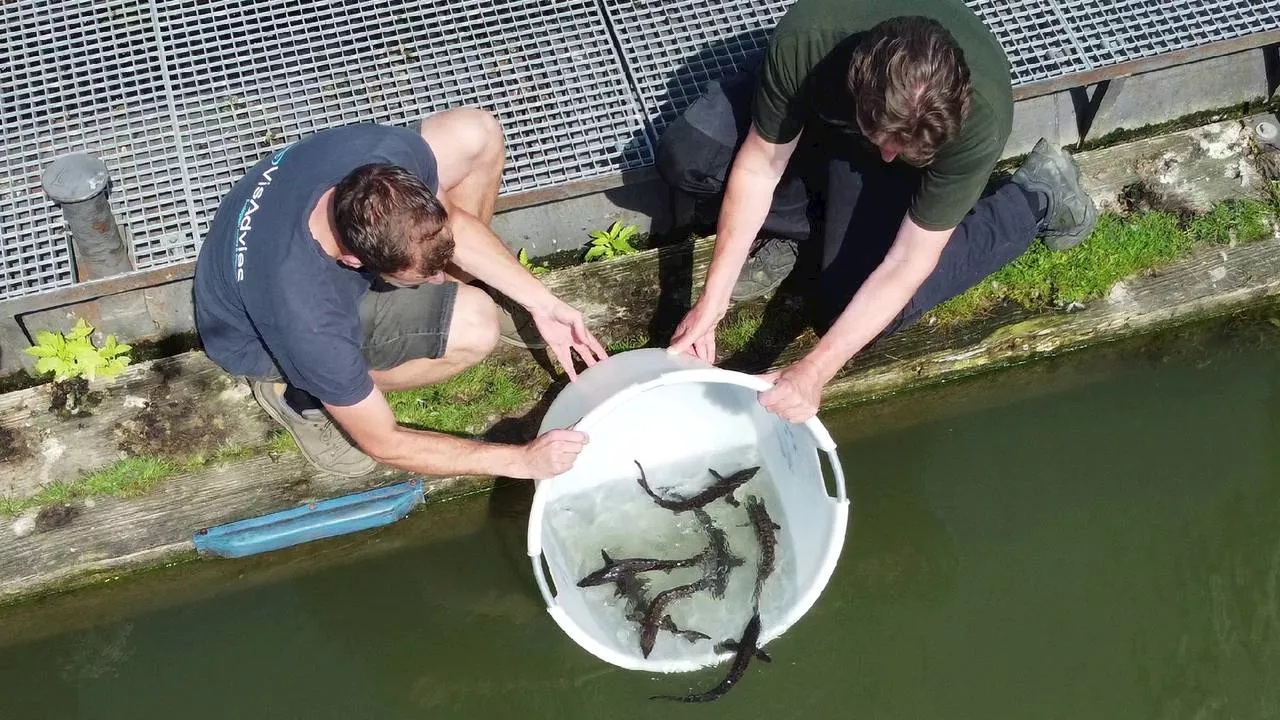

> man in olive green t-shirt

[{"left": 659, "top": 0, "right": 1098, "bottom": 423}]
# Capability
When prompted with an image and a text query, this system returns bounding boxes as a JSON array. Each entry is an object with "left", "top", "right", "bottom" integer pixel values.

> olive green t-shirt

[{"left": 753, "top": 0, "right": 1013, "bottom": 230}]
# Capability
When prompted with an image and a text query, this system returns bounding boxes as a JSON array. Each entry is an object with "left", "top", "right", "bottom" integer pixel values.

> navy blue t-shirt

[{"left": 193, "top": 124, "right": 439, "bottom": 406}]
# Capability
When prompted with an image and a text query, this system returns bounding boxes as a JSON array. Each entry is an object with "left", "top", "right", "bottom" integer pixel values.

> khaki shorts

[{"left": 248, "top": 278, "right": 457, "bottom": 382}]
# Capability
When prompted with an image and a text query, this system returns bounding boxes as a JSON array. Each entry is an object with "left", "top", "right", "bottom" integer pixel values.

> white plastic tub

[{"left": 527, "top": 348, "right": 849, "bottom": 673}]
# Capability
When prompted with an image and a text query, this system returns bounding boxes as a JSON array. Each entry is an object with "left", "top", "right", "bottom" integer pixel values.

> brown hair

[
  {"left": 847, "top": 16, "right": 972, "bottom": 166},
  {"left": 332, "top": 164, "right": 454, "bottom": 276}
]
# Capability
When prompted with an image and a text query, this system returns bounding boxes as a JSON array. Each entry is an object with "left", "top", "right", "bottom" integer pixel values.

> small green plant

[
  {"left": 517, "top": 248, "right": 549, "bottom": 275},
  {"left": 24, "top": 318, "right": 132, "bottom": 382},
  {"left": 583, "top": 221, "right": 640, "bottom": 262}
]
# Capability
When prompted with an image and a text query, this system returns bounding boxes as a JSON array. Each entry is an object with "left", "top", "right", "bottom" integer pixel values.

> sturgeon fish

[
  {"left": 616, "top": 572, "right": 710, "bottom": 645},
  {"left": 693, "top": 508, "right": 745, "bottom": 600},
  {"left": 743, "top": 494, "right": 781, "bottom": 604},
  {"left": 635, "top": 460, "right": 760, "bottom": 512},
  {"left": 576, "top": 550, "right": 701, "bottom": 589},
  {"left": 651, "top": 613, "right": 772, "bottom": 702},
  {"left": 636, "top": 509, "right": 743, "bottom": 657},
  {"left": 639, "top": 577, "right": 712, "bottom": 658}
]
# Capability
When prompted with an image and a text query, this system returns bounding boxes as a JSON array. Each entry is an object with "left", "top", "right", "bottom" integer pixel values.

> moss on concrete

[
  {"left": 1072, "top": 98, "right": 1279, "bottom": 154},
  {"left": 926, "top": 198, "right": 1276, "bottom": 326}
]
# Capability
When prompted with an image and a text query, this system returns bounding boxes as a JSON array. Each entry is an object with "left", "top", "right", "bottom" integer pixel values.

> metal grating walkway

[
  {"left": 1056, "top": 0, "right": 1280, "bottom": 67},
  {"left": 599, "top": 0, "right": 792, "bottom": 145},
  {"left": 2, "top": 0, "right": 1278, "bottom": 301},
  {"left": 0, "top": 0, "right": 649, "bottom": 300}
]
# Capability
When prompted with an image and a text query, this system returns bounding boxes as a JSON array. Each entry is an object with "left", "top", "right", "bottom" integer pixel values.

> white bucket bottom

[
  {"left": 529, "top": 350, "right": 849, "bottom": 674},
  {"left": 545, "top": 454, "right": 794, "bottom": 666}
]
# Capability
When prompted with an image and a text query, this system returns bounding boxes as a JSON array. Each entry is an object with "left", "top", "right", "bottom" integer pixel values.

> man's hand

[
  {"left": 667, "top": 127, "right": 799, "bottom": 364},
  {"left": 668, "top": 297, "right": 728, "bottom": 363},
  {"left": 518, "top": 429, "right": 589, "bottom": 479},
  {"left": 758, "top": 362, "right": 827, "bottom": 423},
  {"left": 530, "top": 299, "right": 608, "bottom": 380}
]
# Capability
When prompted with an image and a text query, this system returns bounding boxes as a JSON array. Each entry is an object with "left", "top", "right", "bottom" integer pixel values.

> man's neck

[{"left": 309, "top": 188, "right": 342, "bottom": 259}]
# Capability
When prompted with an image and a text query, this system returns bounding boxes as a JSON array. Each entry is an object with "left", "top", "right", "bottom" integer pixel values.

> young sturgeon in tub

[
  {"left": 577, "top": 551, "right": 709, "bottom": 646},
  {"left": 639, "top": 576, "right": 713, "bottom": 658},
  {"left": 649, "top": 499, "right": 780, "bottom": 700},
  {"left": 576, "top": 550, "right": 701, "bottom": 589},
  {"left": 634, "top": 460, "right": 760, "bottom": 512},
  {"left": 651, "top": 613, "right": 772, "bottom": 702},
  {"left": 637, "top": 509, "right": 745, "bottom": 657},
  {"left": 743, "top": 494, "right": 781, "bottom": 604},
  {"left": 615, "top": 572, "right": 711, "bottom": 645},
  {"left": 693, "top": 507, "right": 745, "bottom": 600}
]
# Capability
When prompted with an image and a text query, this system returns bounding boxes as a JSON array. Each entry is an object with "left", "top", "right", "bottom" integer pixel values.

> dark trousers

[{"left": 656, "top": 72, "right": 1040, "bottom": 334}]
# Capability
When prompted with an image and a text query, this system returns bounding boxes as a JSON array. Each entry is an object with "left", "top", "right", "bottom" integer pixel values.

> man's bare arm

[
  {"left": 701, "top": 125, "right": 800, "bottom": 310},
  {"left": 803, "top": 215, "right": 953, "bottom": 379},
  {"left": 669, "top": 125, "right": 800, "bottom": 359},
  {"left": 758, "top": 214, "right": 954, "bottom": 422},
  {"left": 440, "top": 192, "right": 549, "bottom": 311},
  {"left": 325, "top": 388, "right": 583, "bottom": 479}
]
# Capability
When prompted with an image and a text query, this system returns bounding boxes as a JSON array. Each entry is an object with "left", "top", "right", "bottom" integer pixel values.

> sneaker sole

[
  {"left": 730, "top": 279, "right": 785, "bottom": 303},
  {"left": 498, "top": 333, "right": 547, "bottom": 350},
  {"left": 250, "top": 382, "right": 377, "bottom": 478}
]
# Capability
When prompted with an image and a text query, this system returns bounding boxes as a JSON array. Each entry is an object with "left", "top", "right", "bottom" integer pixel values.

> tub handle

[
  {"left": 532, "top": 553, "right": 557, "bottom": 609},
  {"left": 822, "top": 446, "right": 848, "bottom": 503}
]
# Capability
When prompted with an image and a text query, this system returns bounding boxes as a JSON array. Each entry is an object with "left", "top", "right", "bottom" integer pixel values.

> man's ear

[{"left": 337, "top": 252, "right": 363, "bottom": 269}]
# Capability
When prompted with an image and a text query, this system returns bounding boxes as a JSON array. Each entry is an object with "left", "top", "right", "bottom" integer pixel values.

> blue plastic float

[{"left": 192, "top": 479, "right": 425, "bottom": 558}]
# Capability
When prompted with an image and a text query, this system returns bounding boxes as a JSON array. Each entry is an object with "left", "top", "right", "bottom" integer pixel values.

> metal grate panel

[
  {"left": 601, "top": 0, "right": 1096, "bottom": 147},
  {"left": 966, "top": 0, "right": 1092, "bottom": 84},
  {"left": 1055, "top": 0, "right": 1280, "bottom": 68},
  {"left": 1, "top": 0, "right": 180, "bottom": 299},
  {"left": 3, "top": 0, "right": 1279, "bottom": 301},
  {"left": 600, "top": 0, "right": 791, "bottom": 142},
  {"left": 0, "top": 0, "right": 648, "bottom": 299},
  {"left": 158, "top": 0, "right": 652, "bottom": 269}
]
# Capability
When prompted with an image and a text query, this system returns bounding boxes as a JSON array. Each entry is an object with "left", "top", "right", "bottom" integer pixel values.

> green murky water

[{"left": 2, "top": 310, "right": 1279, "bottom": 719}]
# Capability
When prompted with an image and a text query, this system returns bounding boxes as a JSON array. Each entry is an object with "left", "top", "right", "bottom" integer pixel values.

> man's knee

[
  {"left": 420, "top": 107, "right": 505, "bottom": 164},
  {"left": 655, "top": 73, "right": 755, "bottom": 197},
  {"left": 448, "top": 284, "right": 501, "bottom": 361}
]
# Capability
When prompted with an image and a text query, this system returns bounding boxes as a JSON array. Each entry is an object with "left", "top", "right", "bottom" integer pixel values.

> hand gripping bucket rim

[{"left": 526, "top": 355, "right": 849, "bottom": 673}]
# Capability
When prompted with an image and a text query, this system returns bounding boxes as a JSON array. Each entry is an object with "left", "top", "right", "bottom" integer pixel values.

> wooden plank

[
  {"left": 0, "top": 263, "right": 196, "bottom": 320},
  {"left": 5, "top": 233, "right": 1278, "bottom": 603},
  {"left": 0, "top": 453, "right": 490, "bottom": 601},
  {"left": 0, "top": 491, "right": 501, "bottom": 645},
  {"left": 0, "top": 353, "right": 277, "bottom": 499},
  {"left": 493, "top": 166, "right": 660, "bottom": 212},
  {"left": 539, "top": 235, "right": 717, "bottom": 345},
  {"left": 1076, "top": 116, "right": 1269, "bottom": 213}
]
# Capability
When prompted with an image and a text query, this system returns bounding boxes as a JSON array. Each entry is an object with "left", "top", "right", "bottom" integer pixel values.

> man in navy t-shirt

[{"left": 194, "top": 109, "right": 606, "bottom": 479}]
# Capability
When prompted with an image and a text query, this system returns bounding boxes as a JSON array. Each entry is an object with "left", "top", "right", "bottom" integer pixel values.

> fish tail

[
  {"left": 649, "top": 693, "right": 722, "bottom": 703},
  {"left": 640, "top": 630, "right": 656, "bottom": 658}
]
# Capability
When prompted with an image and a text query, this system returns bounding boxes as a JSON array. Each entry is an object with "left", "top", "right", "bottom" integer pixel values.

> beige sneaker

[
  {"left": 251, "top": 381, "right": 377, "bottom": 478},
  {"left": 491, "top": 292, "right": 547, "bottom": 349}
]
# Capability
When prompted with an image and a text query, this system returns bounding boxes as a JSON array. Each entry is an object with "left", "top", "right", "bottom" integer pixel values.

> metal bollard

[{"left": 41, "top": 153, "right": 133, "bottom": 280}]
